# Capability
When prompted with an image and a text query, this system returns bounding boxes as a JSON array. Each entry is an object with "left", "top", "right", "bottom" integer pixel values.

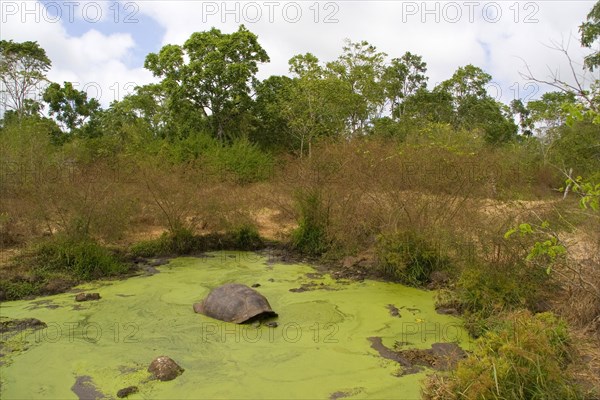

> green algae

[{"left": 0, "top": 251, "right": 469, "bottom": 399}]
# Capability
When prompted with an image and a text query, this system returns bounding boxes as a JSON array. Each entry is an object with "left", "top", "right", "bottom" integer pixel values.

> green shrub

[
  {"left": 130, "top": 225, "right": 265, "bottom": 257},
  {"left": 0, "top": 280, "right": 42, "bottom": 301},
  {"left": 376, "top": 231, "right": 450, "bottom": 286},
  {"left": 157, "top": 133, "right": 218, "bottom": 163},
  {"left": 291, "top": 189, "right": 329, "bottom": 256},
  {"left": 204, "top": 138, "right": 274, "bottom": 183},
  {"left": 227, "top": 224, "right": 263, "bottom": 250},
  {"left": 33, "top": 236, "right": 127, "bottom": 280},
  {"left": 423, "top": 310, "right": 582, "bottom": 400},
  {"left": 453, "top": 254, "right": 553, "bottom": 337},
  {"left": 130, "top": 228, "right": 199, "bottom": 257}
]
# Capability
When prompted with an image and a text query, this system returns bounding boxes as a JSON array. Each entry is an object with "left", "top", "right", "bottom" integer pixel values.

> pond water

[{"left": 0, "top": 251, "right": 468, "bottom": 399}]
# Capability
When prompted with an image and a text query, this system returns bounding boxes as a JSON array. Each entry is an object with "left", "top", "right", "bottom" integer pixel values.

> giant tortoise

[{"left": 193, "top": 283, "right": 277, "bottom": 323}]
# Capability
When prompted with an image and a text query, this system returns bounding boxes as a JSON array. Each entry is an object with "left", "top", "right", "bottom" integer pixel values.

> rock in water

[
  {"left": 117, "top": 386, "right": 139, "bottom": 398},
  {"left": 148, "top": 356, "right": 184, "bottom": 381},
  {"left": 75, "top": 293, "right": 101, "bottom": 302}
]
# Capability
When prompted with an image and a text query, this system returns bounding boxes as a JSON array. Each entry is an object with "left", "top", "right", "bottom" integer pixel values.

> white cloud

[{"left": 2, "top": 1, "right": 155, "bottom": 107}]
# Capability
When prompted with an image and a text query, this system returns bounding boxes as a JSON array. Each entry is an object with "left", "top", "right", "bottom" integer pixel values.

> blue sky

[
  {"left": 39, "top": 0, "right": 165, "bottom": 68},
  {"left": 2, "top": 1, "right": 598, "bottom": 107}
]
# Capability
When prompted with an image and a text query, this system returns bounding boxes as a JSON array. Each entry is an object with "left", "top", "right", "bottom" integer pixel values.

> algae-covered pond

[{"left": 0, "top": 251, "right": 468, "bottom": 399}]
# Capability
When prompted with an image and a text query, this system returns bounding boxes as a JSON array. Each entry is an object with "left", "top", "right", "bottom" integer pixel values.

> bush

[
  {"left": 451, "top": 242, "right": 554, "bottom": 337},
  {"left": 32, "top": 235, "right": 127, "bottom": 280},
  {"left": 130, "top": 225, "right": 265, "bottom": 257},
  {"left": 376, "top": 231, "right": 450, "bottom": 286},
  {"left": 291, "top": 189, "right": 330, "bottom": 256},
  {"left": 130, "top": 228, "right": 199, "bottom": 257},
  {"left": 204, "top": 138, "right": 274, "bottom": 183},
  {"left": 423, "top": 310, "right": 582, "bottom": 400},
  {"left": 227, "top": 224, "right": 263, "bottom": 250},
  {"left": 0, "top": 280, "right": 42, "bottom": 301}
]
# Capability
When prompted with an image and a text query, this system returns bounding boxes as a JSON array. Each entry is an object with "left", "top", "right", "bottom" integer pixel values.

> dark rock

[
  {"left": 117, "top": 386, "right": 139, "bottom": 398},
  {"left": 386, "top": 304, "right": 402, "bottom": 318},
  {"left": 265, "top": 321, "right": 278, "bottom": 328},
  {"left": 251, "top": 283, "right": 261, "bottom": 288},
  {"left": 268, "top": 278, "right": 275, "bottom": 282},
  {"left": 148, "top": 356, "right": 184, "bottom": 381},
  {"left": 75, "top": 293, "right": 101, "bottom": 302},
  {"left": 427, "top": 270, "right": 451, "bottom": 289}
]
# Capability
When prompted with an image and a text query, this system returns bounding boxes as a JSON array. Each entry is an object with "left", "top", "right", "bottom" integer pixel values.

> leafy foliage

[
  {"left": 580, "top": 1, "right": 600, "bottom": 71},
  {"left": 0, "top": 40, "right": 51, "bottom": 116},
  {"left": 43, "top": 82, "right": 101, "bottom": 135},
  {"left": 145, "top": 25, "right": 269, "bottom": 141}
]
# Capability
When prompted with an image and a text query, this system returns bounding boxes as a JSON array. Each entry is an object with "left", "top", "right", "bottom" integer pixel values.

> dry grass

[
  {"left": 568, "top": 328, "right": 600, "bottom": 398},
  {"left": 0, "top": 134, "right": 597, "bottom": 393}
]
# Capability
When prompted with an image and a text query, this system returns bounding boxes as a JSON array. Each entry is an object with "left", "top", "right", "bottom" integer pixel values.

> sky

[{"left": 2, "top": 0, "right": 599, "bottom": 108}]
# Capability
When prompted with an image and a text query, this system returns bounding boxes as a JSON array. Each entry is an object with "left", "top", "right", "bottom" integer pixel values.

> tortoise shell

[{"left": 193, "top": 283, "right": 277, "bottom": 323}]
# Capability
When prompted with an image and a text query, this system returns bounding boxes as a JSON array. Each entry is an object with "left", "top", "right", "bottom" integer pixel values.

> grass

[
  {"left": 130, "top": 226, "right": 265, "bottom": 258},
  {"left": 32, "top": 235, "right": 128, "bottom": 280},
  {"left": 375, "top": 230, "right": 451, "bottom": 286},
  {"left": 290, "top": 189, "right": 330, "bottom": 256},
  {"left": 0, "top": 235, "right": 127, "bottom": 301},
  {"left": 422, "top": 310, "right": 583, "bottom": 400}
]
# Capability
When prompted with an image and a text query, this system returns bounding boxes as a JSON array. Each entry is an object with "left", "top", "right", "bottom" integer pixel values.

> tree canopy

[
  {"left": 144, "top": 25, "right": 269, "bottom": 141},
  {"left": 0, "top": 40, "right": 51, "bottom": 117}
]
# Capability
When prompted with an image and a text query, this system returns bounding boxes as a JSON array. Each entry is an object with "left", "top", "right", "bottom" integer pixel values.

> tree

[
  {"left": 436, "top": 65, "right": 517, "bottom": 143},
  {"left": 0, "top": 40, "right": 51, "bottom": 118},
  {"left": 510, "top": 99, "right": 533, "bottom": 136},
  {"left": 382, "top": 52, "right": 428, "bottom": 119},
  {"left": 282, "top": 53, "right": 348, "bottom": 157},
  {"left": 527, "top": 91, "right": 576, "bottom": 133},
  {"left": 145, "top": 25, "right": 269, "bottom": 141},
  {"left": 437, "top": 64, "right": 491, "bottom": 103},
  {"left": 401, "top": 87, "right": 454, "bottom": 126},
  {"left": 251, "top": 75, "right": 294, "bottom": 151},
  {"left": 580, "top": 0, "right": 600, "bottom": 71},
  {"left": 43, "top": 81, "right": 101, "bottom": 135},
  {"left": 326, "top": 40, "right": 387, "bottom": 136}
]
